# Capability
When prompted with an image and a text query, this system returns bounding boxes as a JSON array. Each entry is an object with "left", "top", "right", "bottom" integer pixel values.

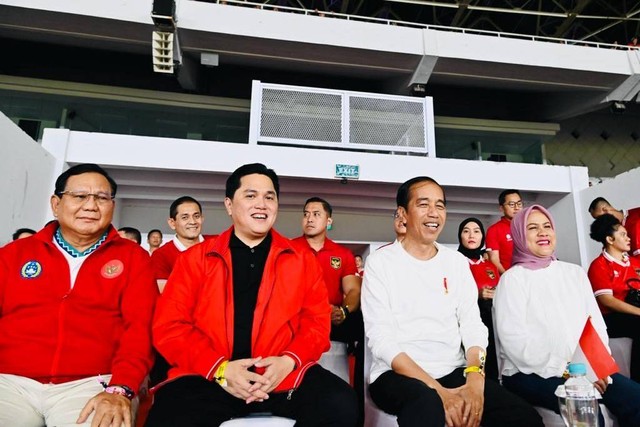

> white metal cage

[{"left": 249, "top": 81, "right": 435, "bottom": 156}]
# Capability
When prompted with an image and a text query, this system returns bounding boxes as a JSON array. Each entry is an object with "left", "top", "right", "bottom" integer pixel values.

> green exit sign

[{"left": 335, "top": 164, "right": 360, "bottom": 179}]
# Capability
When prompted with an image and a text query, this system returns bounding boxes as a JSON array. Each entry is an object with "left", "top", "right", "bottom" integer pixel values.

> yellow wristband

[
  {"left": 463, "top": 365, "right": 484, "bottom": 377},
  {"left": 214, "top": 361, "right": 228, "bottom": 387}
]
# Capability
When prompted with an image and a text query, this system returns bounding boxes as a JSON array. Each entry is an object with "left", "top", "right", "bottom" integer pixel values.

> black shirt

[{"left": 229, "top": 231, "right": 272, "bottom": 360}]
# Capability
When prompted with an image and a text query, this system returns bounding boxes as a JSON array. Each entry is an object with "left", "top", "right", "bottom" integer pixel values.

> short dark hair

[
  {"left": 589, "top": 214, "right": 621, "bottom": 246},
  {"left": 588, "top": 197, "right": 610, "bottom": 215},
  {"left": 147, "top": 229, "right": 163, "bottom": 238},
  {"left": 498, "top": 189, "right": 521, "bottom": 206},
  {"left": 12, "top": 227, "right": 36, "bottom": 241},
  {"left": 169, "top": 196, "right": 202, "bottom": 219},
  {"left": 225, "top": 163, "right": 279, "bottom": 199},
  {"left": 118, "top": 226, "right": 142, "bottom": 244},
  {"left": 304, "top": 197, "right": 332, "bottom": 217},
  {"left": 396, "top": 176, "right": 445, "bottom": 209},
  {"left": 54, "top": 163, "right": 117, "bottom": 197}
]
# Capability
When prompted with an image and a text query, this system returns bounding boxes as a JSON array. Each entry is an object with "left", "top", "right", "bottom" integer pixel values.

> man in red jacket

[
  {"left": 0, "top": 163, "right": 157, "bottom": 427},
  {"left": 146, "top": 163, "right": 357, "bottom": 427}
]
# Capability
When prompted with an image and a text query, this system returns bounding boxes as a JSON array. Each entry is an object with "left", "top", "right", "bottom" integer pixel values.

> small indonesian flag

[{"left": 571, "top": 317, "right": 619, "bottom": 382}]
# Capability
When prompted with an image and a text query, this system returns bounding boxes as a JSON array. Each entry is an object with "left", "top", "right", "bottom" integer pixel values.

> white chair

[
  {"left": 220, "top": 415, "right": 295, "bottom": 427},
  {"left": 609, "top": 337, "right": 632, "bottom": 378},
  {"left": 363, "top": 335, "right": 398, "bottom": 427},
  {"left": 317, "top": 340, "right": 350, "bottom": 383}
]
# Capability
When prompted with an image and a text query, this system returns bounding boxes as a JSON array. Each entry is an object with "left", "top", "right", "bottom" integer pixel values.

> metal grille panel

[
  {"left": 349, "top": 96, "right": 425, "bottom": 148},
  {"left": 260, "top": 89, "right": 342, "bottom": 142}
]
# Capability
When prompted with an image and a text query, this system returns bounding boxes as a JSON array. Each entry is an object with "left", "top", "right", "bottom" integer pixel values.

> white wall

[
  {"left": 0, "top": 113, "right": 58, "bottom": 244},
  {"left": 579, "top": 166, "right": 640, "bottom": 265}
]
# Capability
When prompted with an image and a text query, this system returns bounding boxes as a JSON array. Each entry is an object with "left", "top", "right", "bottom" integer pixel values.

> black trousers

[
  {"left": 603, "top": 311, "right": 640, "bottom": 382},
  {"left": 369, "top": 368, "right": 543, "bottom": 427},
  {"left": 330, "top": 310, "right": 364, "bottom": 425},
  {"left": 144, "top": 365, "right": 357, "bottom": 427}
]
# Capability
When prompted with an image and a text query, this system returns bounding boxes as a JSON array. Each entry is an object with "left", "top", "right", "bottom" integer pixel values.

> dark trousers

[
  {"left": 369, "top": 368, "right": 543, "bottom": 427},
  {"left": 603, "top": 312, "right": 640, "bottom": 382},
  {"left": 144, "top": 365, "right": 357, "bottom": 427},
  {"left": 502, "top": 372, "right": 640, "bottom": 427},
  {"left": 330, "top": 310, "right": 364, "bottom": 426}
]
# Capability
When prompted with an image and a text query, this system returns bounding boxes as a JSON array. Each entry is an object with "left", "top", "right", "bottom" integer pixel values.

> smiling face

[
  {"left": 525, "top": 209, "right": 556, "bottom": 258},
  {"left": 460, "top": 221, "right": 482, "bottom": 250},
  {"left": 302, "top": 201, "right": 331, "bottom": 238},
  {"left": 224, "top": 173, "right": 278, "bottom": 246},
  {"left": 50, "top": 172, "right": 114, "bottom": 244},
  {"left": 168, "top": 202, "right": 203, "bottom": 243},
  {"left": 401, "top": 180, "right": 446, "bottom": 246}
]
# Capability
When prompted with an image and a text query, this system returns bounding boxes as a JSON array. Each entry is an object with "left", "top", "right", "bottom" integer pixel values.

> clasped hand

[
  {"left": 223, "top": 356, "right": 295, "bottom": 403},
  {"left": 437, "top": 375, "right": 484, "bottom": 427}
]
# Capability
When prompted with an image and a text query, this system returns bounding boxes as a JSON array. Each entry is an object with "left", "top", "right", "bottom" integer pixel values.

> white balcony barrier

[{"left": 249, "top": 80, "right": 436, "bottom": 156}]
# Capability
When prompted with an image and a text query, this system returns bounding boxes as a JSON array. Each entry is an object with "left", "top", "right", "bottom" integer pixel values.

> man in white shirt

[{"left": 362, "top": 176, "right": 542, "bottom": 427}]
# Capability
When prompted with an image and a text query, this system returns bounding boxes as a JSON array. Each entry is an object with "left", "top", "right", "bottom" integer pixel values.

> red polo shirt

[
  {"left": 291, "top": 236, "right": 357, "bottom": 306},
  {"left": 588, "top": 251, "right": 640, "bottom": 314},
  {"left": 485, "top": 217, "right": 514, "bottom": 270}
]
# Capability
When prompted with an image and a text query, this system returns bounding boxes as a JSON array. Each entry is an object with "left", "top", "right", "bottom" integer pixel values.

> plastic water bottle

[{"left": 564, "top": 363, "right": 598, "bottom": 427}]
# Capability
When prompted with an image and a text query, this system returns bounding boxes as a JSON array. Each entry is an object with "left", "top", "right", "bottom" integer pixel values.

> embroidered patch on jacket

[
  {"left": 21, "top": 261, "right": 42, "bottom": 279},
  {"left": 486, "top": 269, "right": 496, "bottom": 280},
  {"left": 101, "top": 260, "right": 124, "bottom": 279},
  {"left": 330, "top": 256, "right": 342, "bottom": 270}
]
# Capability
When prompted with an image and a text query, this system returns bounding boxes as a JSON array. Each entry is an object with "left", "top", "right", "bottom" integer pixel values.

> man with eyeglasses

[
  {"left": 0, "top": 163, "right": 158, "bottom": 427},
  {"left": 486, "top": 189, "right": 523, "bottom": 274}
]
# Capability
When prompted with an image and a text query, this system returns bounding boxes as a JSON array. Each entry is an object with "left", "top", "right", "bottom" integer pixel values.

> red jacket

[
  {"left": 153, "top": 227, "right": 331, "bottom": 393},
  {"left": 0, "top": 222, "right": 158, "bottom": 393}
]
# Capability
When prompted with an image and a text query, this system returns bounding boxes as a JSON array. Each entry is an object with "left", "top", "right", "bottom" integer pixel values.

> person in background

[
  {"left": 12, "top": 227, "right": 36, "bottom": 241},
  {"left": 118, "top": 226, "right": 142, "bottom": 244},
  {"left": 151, "top": 196, "right": 204, "bottom": 292},
  {"left": 457, "top": 217, "right": 500, "bottom": 380},
  {"left": 292, "top": 196, "right": 364, "bottom": 423},
  {"left": 589, "top": 197, "right": 640, "bottom": 261},
  {"left": 393, "top": 207, "right": 406, "bottom": 242},
  {"left": 355, "top": 254, "right": 365, "bottom": 277},
  {"left": 147, "top": 229, "right": 163, "bottom": 254},
  {"left": 0, "top": 163, "right": 157, "bottom": 427},
  {"left": 486, "top": 189, "right": 523, "bottom": 273},
  {"left": 588, "top": 213, "right": 640, "bottom": 382},
  {"left": 494, "top": 205, "right": 640, "bottom": 426}
]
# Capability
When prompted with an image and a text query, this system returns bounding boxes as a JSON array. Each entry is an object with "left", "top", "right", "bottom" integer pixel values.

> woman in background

[
  {"left": 588, "top": 213, "right": 640, "bottom": 382},
  {"left": 458, "top": 217, "right": 500, "bottom": 380}
]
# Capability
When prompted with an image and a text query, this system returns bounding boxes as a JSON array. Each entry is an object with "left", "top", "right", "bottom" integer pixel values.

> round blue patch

[{"left": 21, "top": 261, "right": 42, "bottom": 279}]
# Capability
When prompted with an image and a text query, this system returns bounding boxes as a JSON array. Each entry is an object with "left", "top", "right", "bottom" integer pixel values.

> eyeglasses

[
  {"left": 503, "top": 201, "right": 523, "bottom": 209},
  {"left": 58, "top": 191, "right": 114, "bottom": 205}
]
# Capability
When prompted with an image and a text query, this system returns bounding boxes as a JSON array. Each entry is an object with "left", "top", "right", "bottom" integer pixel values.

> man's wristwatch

[{"left": 340, "top": 304, "right": 350, "bottom": 319}]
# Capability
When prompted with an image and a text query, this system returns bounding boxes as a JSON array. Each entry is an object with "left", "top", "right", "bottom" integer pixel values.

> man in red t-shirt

[
  {"left": 292, "top": 197, "right": 361, "bottom": 330},
  {"left": 292, "top": 197, "right": 363, "bottom": 422},
  {"left": 589, "top": 196, "right": 640, "bottom": 260},
  {"left": 485, "top": 189, "right": 523, "bottom": 274},
  {"left": 151, "top": 196, "right": 205, "bottom": 292}
]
